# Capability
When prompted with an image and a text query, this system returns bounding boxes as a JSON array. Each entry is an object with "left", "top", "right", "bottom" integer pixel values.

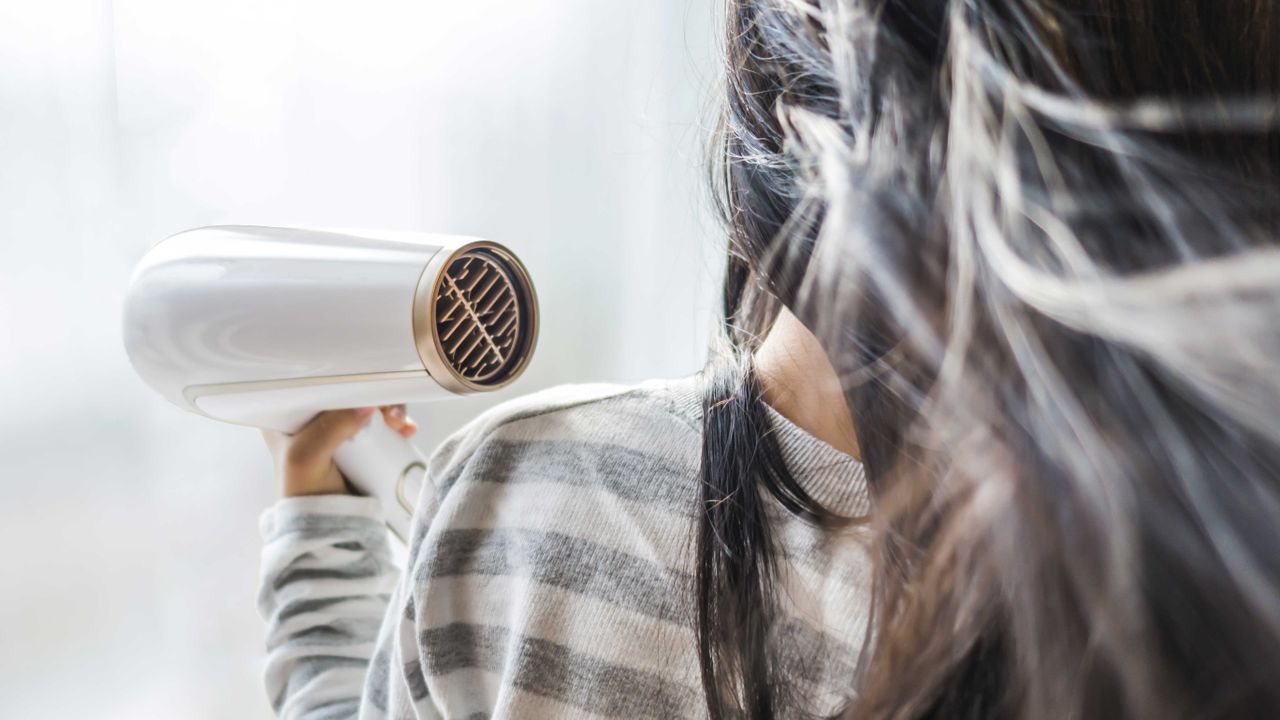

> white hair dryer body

[{"left": 123, "top": 225, "right": 539, "bottom": 540}]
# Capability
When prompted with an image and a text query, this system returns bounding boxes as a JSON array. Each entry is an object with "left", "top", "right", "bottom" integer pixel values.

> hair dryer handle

[{"left": 332, "top": 413, "right": 426, "bottom": 543}]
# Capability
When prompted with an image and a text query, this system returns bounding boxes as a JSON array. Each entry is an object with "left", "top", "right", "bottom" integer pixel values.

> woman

[{"left": 258, "top": 1, "right": 1280, "bottom": 718}]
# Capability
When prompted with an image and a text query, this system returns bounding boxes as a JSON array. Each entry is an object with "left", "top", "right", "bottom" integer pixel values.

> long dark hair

[{"left": 696, "top": 1, "right": 1280, "bottom": 718}]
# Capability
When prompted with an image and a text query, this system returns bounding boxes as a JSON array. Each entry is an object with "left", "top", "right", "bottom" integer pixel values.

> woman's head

[{"left": 700, "top": 1, "right": 1280, "bottom": 717}]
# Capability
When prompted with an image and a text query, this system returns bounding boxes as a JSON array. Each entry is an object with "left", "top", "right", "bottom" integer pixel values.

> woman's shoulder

[
  {"left": 401, "top": 379, "right": 711, "bottom": 712},
  {"left": 423, "top": 376, "right": 705, "bottom": 500}
]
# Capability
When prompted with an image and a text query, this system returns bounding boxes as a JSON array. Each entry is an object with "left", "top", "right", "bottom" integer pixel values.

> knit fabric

[{"left": 257, "top": 376, "right": 872, "bottom": 719}]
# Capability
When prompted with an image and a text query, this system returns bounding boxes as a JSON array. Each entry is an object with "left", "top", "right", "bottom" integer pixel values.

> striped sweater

[{"left": 257, "top": 376, "right": 873, "bottom": 719}]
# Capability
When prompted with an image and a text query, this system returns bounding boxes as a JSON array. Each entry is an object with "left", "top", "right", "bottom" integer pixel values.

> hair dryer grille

[
  {"left": 418, "top": 244, "right": 538, "bottom": 392},
  {"left": 437, "top": 251, "right": 522, "bottom": 382}
]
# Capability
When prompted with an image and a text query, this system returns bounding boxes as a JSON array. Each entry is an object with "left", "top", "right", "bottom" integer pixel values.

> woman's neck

[{"left": 754, "top": 308, "right": 861, "bottom": 461}]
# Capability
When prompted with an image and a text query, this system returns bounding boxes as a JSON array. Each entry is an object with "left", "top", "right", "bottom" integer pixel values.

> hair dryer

[{"left": 123, "top": 225, "right": 539, "bottom": 540}]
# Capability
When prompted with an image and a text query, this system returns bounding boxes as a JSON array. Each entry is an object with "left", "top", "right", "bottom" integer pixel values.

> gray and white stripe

[{"left": 258, "top": 377, "right": 872, "bottom": 719}]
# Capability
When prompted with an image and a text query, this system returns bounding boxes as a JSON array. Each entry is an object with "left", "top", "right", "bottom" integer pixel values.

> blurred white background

[{"left": 0, "top": 1, "right": 721, "bottom": 717}]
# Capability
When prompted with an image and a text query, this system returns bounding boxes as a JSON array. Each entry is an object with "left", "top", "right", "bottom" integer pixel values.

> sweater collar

[{"left": 661, "top": 374, "right": 871, "bottom": 518}]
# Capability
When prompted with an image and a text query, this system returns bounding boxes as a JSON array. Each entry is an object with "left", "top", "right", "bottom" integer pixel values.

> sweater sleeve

[{"left": 257, "top": 494, "right": 398, "bottom": 720}]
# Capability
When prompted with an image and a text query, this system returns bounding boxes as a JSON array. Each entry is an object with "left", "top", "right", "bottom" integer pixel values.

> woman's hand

[{"left": 262, "top": 405, "right": 418, "bottom": 497}]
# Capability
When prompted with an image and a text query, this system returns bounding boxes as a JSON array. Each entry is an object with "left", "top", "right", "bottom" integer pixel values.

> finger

[
  {"left": 381, "top": 404, "right": 418, "bottom": 437},
  {"left": 380, "top": 404, "right": 408, "bottom": 432},
  {"left": 286, "top": 408, "right": 375, "bottom": 470},
  {"left": 399, "top": 417, "right": 418, "bottom": 437}
]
